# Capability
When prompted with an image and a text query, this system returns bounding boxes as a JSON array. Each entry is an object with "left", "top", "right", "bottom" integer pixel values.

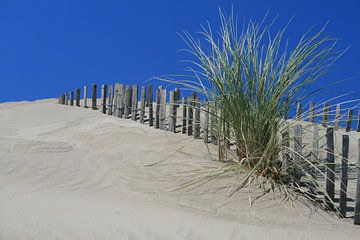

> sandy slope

[{"left": 0, "top": 99, "right": 359, "bottom": 240}]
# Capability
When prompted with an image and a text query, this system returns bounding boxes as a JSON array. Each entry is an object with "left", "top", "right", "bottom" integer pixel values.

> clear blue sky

[{"left": 0, "top": 0, "right": 359, "bottom": 102}]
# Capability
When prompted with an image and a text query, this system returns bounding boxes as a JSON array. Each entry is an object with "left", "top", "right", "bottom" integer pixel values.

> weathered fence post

[
  {"left": 294, "top": 124, "right": 302, "bottom": 186},
  {"left": 174, "top": 88, "right": 181, "bottom": 105},
  {"left": 357, "top": 110, "right": 360, "bottom": 132},
  {"left": 354, "top": 138, "right": 360, "bottom": 225},
  {"left": 83, "top": 86, "right": 88, "bottom": 108},
  {"left": 346, "top": 108, "right": 353, "bottom": 132},
  {"left": 325, "top": 127, "right": 335, "bottom": 210},
  {"left": 116, "top": 84, "right": 125, "bottom": 118},
  {"left": 187, "top": 93, "right": 196, "bottom": 136},
  {"left": 124, "top": 85, "right": 131, "bottom": 119},
  {"left": 76, "top": 88, "right": 80, "bottom": 107},
  {"left": 92, "top": 84, "right": 97, "bottom": 110},
  {"left": 204, "top": 99, "right": 209, "bottom": 143},
  {"left": 159, "top": 88, "right": 167, "bottom": 130},
  {"left": 296, "top": 102, "right": 302, "bottom": 120},
  {"left": 322, "top": 102, "right": 330, "bottom": 127},
  {"left": 169, "top": 91, "right": 176, "bottom": 132},
  {"left": 309, "top": 124, "right": 319, "bottom": 193},
  {"left": 107, "top": 85, "right": 114, "bottom": 115},
  {"left": 148, "top": 84, "right": 154, "bottom": 126},
  {"left": 187, "top": 96, "right": 193, "bottom": 135},
  {"left": 310, "top": 124, "right": 319, "bottom": 163},
  {"left": 70, "top": 91, "right": 74, "bottom": 106},
  {"left": 339, "top": 134, "right": 349, "bottom": 218},
  {"left": 281, "top": 122, "right": 290, "bottom": 172},
  {"left": 173, "top": 88, "right": 180, "bottom": 132},
  {"left": 101, "top": 84, "right": 107, "bottom": 114},
  {"left": 131, "top": 85, "right": 138, "bottom": 121},
  {"left": 210, "top": 104, "right": 217, "bottom": 144},
  {"left": 155, "top": 86, "right": 161, "bottom": 129},
  {"left": 139, "top": 85, "right": 146, "bottom": 124},
  {"left": 334, "top": 104, "right": 341, "bottom": 130},
  {"left": 309, "top": 101, "right": 315, "bottom": 123},
  {"left": 182, "top": 97, "right": 187, "bottom": 134},
  {"left": 168, "top": 88, "right": 180, "bottom": 132},
  {"left": 194, "top": 97, "right": 200, "bottom": 139},
  {"left": 113, "top": 83, "right": 119, "bottom": 116},
  {"left": 61, "top": 94, "right": 65, "bottom": 104},
  {"left": 65, "top": 93, "right": 69, "bottom": 105}
]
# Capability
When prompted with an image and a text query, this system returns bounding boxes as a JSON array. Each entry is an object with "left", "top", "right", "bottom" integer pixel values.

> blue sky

[{"left": 0, "top": 0, "right": 359, "bottom": 102}]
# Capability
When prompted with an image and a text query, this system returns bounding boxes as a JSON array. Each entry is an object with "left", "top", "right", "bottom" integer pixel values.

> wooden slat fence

[{"left": 59, "top": 83, "right": 360, "bottom": 225}]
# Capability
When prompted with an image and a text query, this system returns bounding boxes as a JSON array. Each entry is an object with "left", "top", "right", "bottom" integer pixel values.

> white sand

[{"left": 0, "top": 99, "right": 360, "bottom": 240}]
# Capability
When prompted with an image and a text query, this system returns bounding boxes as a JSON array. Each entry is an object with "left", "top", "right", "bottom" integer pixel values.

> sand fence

[{"left": 58, "top": 83, "right": 360, "bottom": 226}]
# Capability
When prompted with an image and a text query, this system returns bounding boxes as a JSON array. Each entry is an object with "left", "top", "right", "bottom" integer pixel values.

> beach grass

[{"left": 155, "top": 9, "right": 356, "bottom": 211}]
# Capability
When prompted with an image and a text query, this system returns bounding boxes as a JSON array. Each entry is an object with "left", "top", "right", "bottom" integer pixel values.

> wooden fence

[{"left": 58, "top": 83, "right": 360, "bottom": 225}]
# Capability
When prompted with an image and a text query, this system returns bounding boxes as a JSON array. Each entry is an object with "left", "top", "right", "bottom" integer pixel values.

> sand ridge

[{"left": 0, "top": 99, "right": 359, "bottom": 239}]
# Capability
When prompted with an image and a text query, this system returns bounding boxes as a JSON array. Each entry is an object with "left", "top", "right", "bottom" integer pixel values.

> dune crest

[{"left": 0, "top": 99, "right": 359, "bottom": 240}]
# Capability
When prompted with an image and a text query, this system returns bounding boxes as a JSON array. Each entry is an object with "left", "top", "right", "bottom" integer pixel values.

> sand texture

[{"left": 1, "top": 99, "right": 360, "bottom": 240}]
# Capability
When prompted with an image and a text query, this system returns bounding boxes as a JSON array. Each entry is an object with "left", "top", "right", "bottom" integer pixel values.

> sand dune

[{"left": 0, "top": 99, "right": 359, "bottom": 239}]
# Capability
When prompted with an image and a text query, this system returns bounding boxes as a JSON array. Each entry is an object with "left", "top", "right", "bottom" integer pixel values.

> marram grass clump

[{"left": 157, "top": 10, "right": 351, "bottom": 210}]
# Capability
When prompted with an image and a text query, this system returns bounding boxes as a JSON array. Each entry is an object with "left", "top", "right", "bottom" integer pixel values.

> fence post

[
  {"left": 296, "top": 102, "right": 302, "bottom": 120},
  {"left": 309, "top": 124, "right": 319, "bottom": 193},
  {"left": 187, "top": 96, "right": 193, "bottom": 136},
  {"left": 140, "top": 85, "right": 146, "bottom": 124},
  {"left": 61, "top": 94, "right": 65, "bottom": 104},
  {"left": 294, "top": 124, "right": 302, "bottom": 186},
  {"left": 354, "top": 138, "right": 360, "bottom": 225},
  {"left": 155, "top": 87, "right": 161, "bottom": 129},
  {"left": 168, "top": 89, "right": 180, "bottom": 132},
  {"left": 174, "top": 88, "right": 181, "bottom": 106},
  {"left": 340, "top": 134, "right": 349, "bottom": 218},
  {"left": 131, "top": 85, "right": 138, "bottom": 121},
  {"left": 65, "top": 93, "right": 68, "bottom": 105},
  {"left": 70, "top": 91, "right": 74, "bottom": 106},
  {"left": 107, "top": 85, "right": 114, "bottom": 115},
  {"left": 334, "top": 104, "right": 341, "bottom": 130},
  {"left": 174, "top": 88, "right": 180, "bottom": 131},
  {"left": 148, "top": 84, "right": 154, "bottom": 126},
  {"left": 204, "top": 99, "right": 209, "bottom": 143},
  {"left": 124, "top": 85, "right": 131, "bottom": 119},
  {"left": 357, "top": 110, "right": 360, "bottom": 132},
  {"left": 194, "top": 98, "right": 200, "bottom": 139},
  {"left": 281, "top": 122, "right": 290, "bottom": 172},
  {"left": 210, "top": 104, "right": 217, "bottom": 144},
  {"left": 182, "top": 97, "right": 187, "bottom": 134},
  {"left": 159, "top": 88, "right": 167, "bottom": 130},
  {"left": 92, "top": 84, "right": 97, "bottom": 110},
  {"left": 310, "top": 124, "right": 319, "bottom": 163},
  {"left": 116, "top": 84, "right": 124, "bottom": 118},
  {"left": 187, "top": 93, "right": 196, "bottom": 136},
  {"left": 83, "top": 86, "right": 88, "bottom": 108},
  {"left": 325, "top": 127, "right": 335, "bottom": 210},
  {"left": 75, "top": 88, "right": 80, "bottom": 107},
  {"left": 346, "top": 109, "right": 353, "bottom": 132},
  {"left": 309, "top": 101, "right": 315, "bottom": 123},
  {"left": 169, "top": 91, "right": 175, "bottom": 132},
  {"left": 322, "top": 102, "right": 330, "bottom": 127},
  {"left": 113, "top": 83, "right": 119, "bottom": 116},
  {"left": 101, "top": 84, "right": 107, "bottom": 114}
]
